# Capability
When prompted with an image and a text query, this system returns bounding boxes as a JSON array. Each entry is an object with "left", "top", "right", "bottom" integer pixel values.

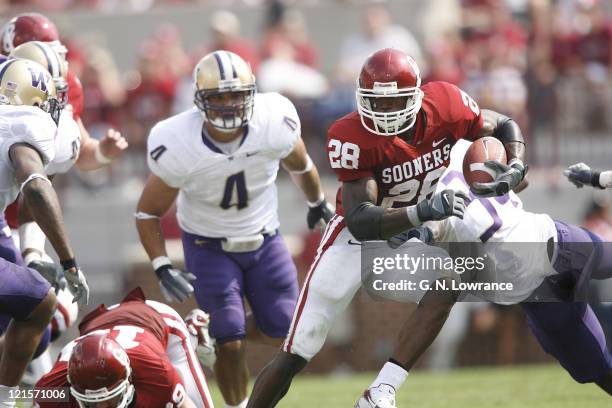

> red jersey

[
  {"left": 66, "top": 70, "right": 83, "bottom": 120},
  {"left": 35, "top": 288, "right": 186, "bottom": 408},
  {"left": 328, "top": 81, "right": 483, "bottom": 214}
]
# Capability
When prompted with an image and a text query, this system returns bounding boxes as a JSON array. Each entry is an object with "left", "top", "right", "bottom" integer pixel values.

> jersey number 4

[{"left": 220, "top": 171, "right": 248, "bottom": 210}]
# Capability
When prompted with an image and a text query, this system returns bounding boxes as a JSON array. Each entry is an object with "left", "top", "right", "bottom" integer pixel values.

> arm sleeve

[
  {"left": 270, "top": 94, "right": 301, "bottom": 159},
  {"left": 146, "top": 124, "right": 188, "bottom": 188}
]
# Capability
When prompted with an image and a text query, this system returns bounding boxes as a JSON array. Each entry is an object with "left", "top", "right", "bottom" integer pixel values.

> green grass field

[{"left": 206, "top": 364, "right": 610, "bottom": 407}]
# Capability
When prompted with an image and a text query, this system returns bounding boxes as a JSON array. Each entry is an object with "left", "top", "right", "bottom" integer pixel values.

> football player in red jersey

[
  {"left": 247, "top": 48, "right": 527, "bottom": 408},
  {"left": 34, "top": 288, "right": 214, "bottom": 408}
]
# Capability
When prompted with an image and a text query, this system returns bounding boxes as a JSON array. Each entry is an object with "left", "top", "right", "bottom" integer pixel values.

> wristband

[
  {"left": 591, "top": 171, "right": 603, "bottom": 189},
  {"left": 60, "top": 258, "right": 77, "bottom": 270},
  {"left": 599, "top": 171, "right": 612, "bottom": 188},
  {"left": 152, "top": 255, "right": 172, "bottom": 271},
  {"left": 406, "top": 205, "right": 422, "bottom": 227},
  {"left": 23, "top": 251, "right": 42, "bottom": 266},
  {"left": 307, "top": 193, "right": 325, "bottom": 208},
  {"left": 95, "top": 144, "right": 112, "bottom": 164}
]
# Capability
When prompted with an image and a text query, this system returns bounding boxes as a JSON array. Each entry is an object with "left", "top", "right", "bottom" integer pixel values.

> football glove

[
  {"left": 185, "top": 309, "right": 216, "bottom": 368},
  {"left": 307, "top": 199, "right": 335, "bottom": 230},
  {"left": 472, "top": 160, "right": 528, "bottom": 197},
  {"left": 563, "top": 162, "right": 602, "bottom": 189},
  {"left": 63, "top": 267, "right": 89, "bottom": 308},
  {"left": 155, "top": 265, "right": 196, "bottom": 303},
  {"left": 388, "top": 226, "right": 434, "bottom": 249},
  {"left": 416, "top": 189, "right": 469, "bottom": 222},
  {"left": 28, "top": 259, "right": 65, "bottom": 293}
]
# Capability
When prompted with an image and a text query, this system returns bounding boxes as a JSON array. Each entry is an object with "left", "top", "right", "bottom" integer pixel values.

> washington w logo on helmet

[{"left": 28, "top": 66, "right": 50, "bottom": 93}]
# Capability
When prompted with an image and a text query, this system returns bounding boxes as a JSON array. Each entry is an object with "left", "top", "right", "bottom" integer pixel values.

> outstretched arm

[{"left": 342, "top": 177, "right": 468, "bottom": 241}]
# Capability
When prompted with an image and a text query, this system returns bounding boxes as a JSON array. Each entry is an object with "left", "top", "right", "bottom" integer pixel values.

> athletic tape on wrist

[
  {"left": 307, "top": 193, "right": 325, "bottom": 208},
  {"left": 152, "top": 256, "right": 172, "bottom": 271}
]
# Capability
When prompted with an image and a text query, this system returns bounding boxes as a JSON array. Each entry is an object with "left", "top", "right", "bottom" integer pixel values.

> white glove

[
  {"left": 63, "top": 267, "right": 90, "bottom": 308},
  {"left": 185, "top": 309, "right": 216, "bottom": 367}
]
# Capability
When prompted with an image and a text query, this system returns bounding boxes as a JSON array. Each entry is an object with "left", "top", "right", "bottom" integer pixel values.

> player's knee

[
  {"left": 256, "top": 310, "right": 293, "bottom": 339},
  {"left": 28, "top": 289, "right": 57, "bottom": 327},
  {"left": 217, "top": 339, "right": 245, "bottom": 359}
]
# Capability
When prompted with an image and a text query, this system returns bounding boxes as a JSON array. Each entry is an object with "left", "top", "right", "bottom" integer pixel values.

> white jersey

[
  {"left": 147, "top": 92, "right": 301, "bottom": 237},
  {"left": 46, "top": 110, "right": 81, "bottom": 175},
  {"left": 435, "top": 140, "right": 558, "bottom": 303},
  {"left": 0, "top": 105, "right": 57, "bottom": 211}
]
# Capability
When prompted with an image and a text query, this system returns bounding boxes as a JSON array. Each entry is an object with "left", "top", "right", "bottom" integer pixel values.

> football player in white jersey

[
  {"left": 136, "top": 50, "right": 333, "bottom": 408},
  {"left": 361, "top": 140, "right": 612, "bottom": 405},
  {"left": 2, "top": 41, "right": 128, "bottom": 386},
  {"left": 564, "top": 163, "right": 612, "bottom": 189},
  {"left": 0, "top": 58, "right": 90, "bottom": 403}
]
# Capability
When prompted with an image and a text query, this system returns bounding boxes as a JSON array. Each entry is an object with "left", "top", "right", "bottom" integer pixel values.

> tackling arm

[{"left": 343, "top": 177, "right": 468, "bottom": 241}]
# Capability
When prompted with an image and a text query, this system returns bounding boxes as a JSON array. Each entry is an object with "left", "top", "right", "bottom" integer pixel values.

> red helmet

[
  {"left": 67, "top": 334, "right": 135, "bottom": 408},
  {"left": 1, "top": 13, "right": 61, "bottom": 55},
  {"left": 356, "top": 48, "right": 423, "bottom": 136}
]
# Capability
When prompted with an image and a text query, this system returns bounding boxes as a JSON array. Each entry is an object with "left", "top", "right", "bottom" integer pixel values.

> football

[{"left": 462, "top": 137, "right": 507, "bottom": 189}]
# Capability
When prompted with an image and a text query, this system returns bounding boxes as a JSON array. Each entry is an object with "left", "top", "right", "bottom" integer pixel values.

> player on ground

[
  {"left": 564, "top": 163, "right": 612, "bottom": 189},
  {"left": 34, "top": 287, "right": 214, "bottom": 408},
  {"left": 136, "top": 50, "right": 333, "bottom": 408},
  {"left": 422, "top": 140, "right": 612, "bottom": 395},
  {"left": 246, "top": 48, "right": 528, "bottom": 408},
  {"left": 0, "top": 58, "right": 89, "bottom": 402}
]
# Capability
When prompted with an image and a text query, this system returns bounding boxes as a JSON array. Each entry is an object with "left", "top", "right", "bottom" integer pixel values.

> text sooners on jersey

[{"left": 327, "top": 81, "right": 484, "bottom": 215}]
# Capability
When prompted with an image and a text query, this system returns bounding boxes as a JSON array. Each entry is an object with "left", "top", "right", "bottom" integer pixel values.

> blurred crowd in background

[{"left": 4, "top": 0, "right": 612, "bottom": 373}]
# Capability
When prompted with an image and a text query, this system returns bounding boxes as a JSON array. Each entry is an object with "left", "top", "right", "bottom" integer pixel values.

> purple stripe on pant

[
  {"left": 182, "top": 231, "right": 298, "bottom": 344},
  {"left": 521, "top": 220, "right": 612, "bottom": 384}
]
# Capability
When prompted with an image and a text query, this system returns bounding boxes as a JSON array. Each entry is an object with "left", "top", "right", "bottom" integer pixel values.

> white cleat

[{"left": 355, "top": 384, "right": 397, "bottom": 408}]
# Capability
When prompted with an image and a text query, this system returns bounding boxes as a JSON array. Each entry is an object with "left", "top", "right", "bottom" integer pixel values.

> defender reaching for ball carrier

[
  {"left": 247, "top": 48, "right": 528, "bottom": 408},
  {"left": 564, "top": 163, "right": 612, "bottom": 189},
  {"left": 136, "top": 51, "right": 332, "bottom": 408},
  {"left": 430, "top": 139, "right": 612, "bottom": 394}
]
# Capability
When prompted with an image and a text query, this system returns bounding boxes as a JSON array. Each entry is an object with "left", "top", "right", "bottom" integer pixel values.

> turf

[{"left": 206, "top": 364, "right": 610, "bottom": 407}]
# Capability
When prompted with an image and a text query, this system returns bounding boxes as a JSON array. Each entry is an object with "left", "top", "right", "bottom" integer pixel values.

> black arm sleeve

[
  {"left": 492, "top": 115, "right": 525, "bottom": 145},
  {"left": 344, "top": 202, "right": 384, "bottom": 241}
]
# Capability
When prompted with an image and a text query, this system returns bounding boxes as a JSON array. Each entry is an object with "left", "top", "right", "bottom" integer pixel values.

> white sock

[
  {"left": 0, "top": 385, "right": 18, "bottom": 407},
  {"left": 225, "top": 398, "right": 248, "bottom": 408},
  {"left": 370, "top": 361, "right": 409, "bottom": 391}
]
